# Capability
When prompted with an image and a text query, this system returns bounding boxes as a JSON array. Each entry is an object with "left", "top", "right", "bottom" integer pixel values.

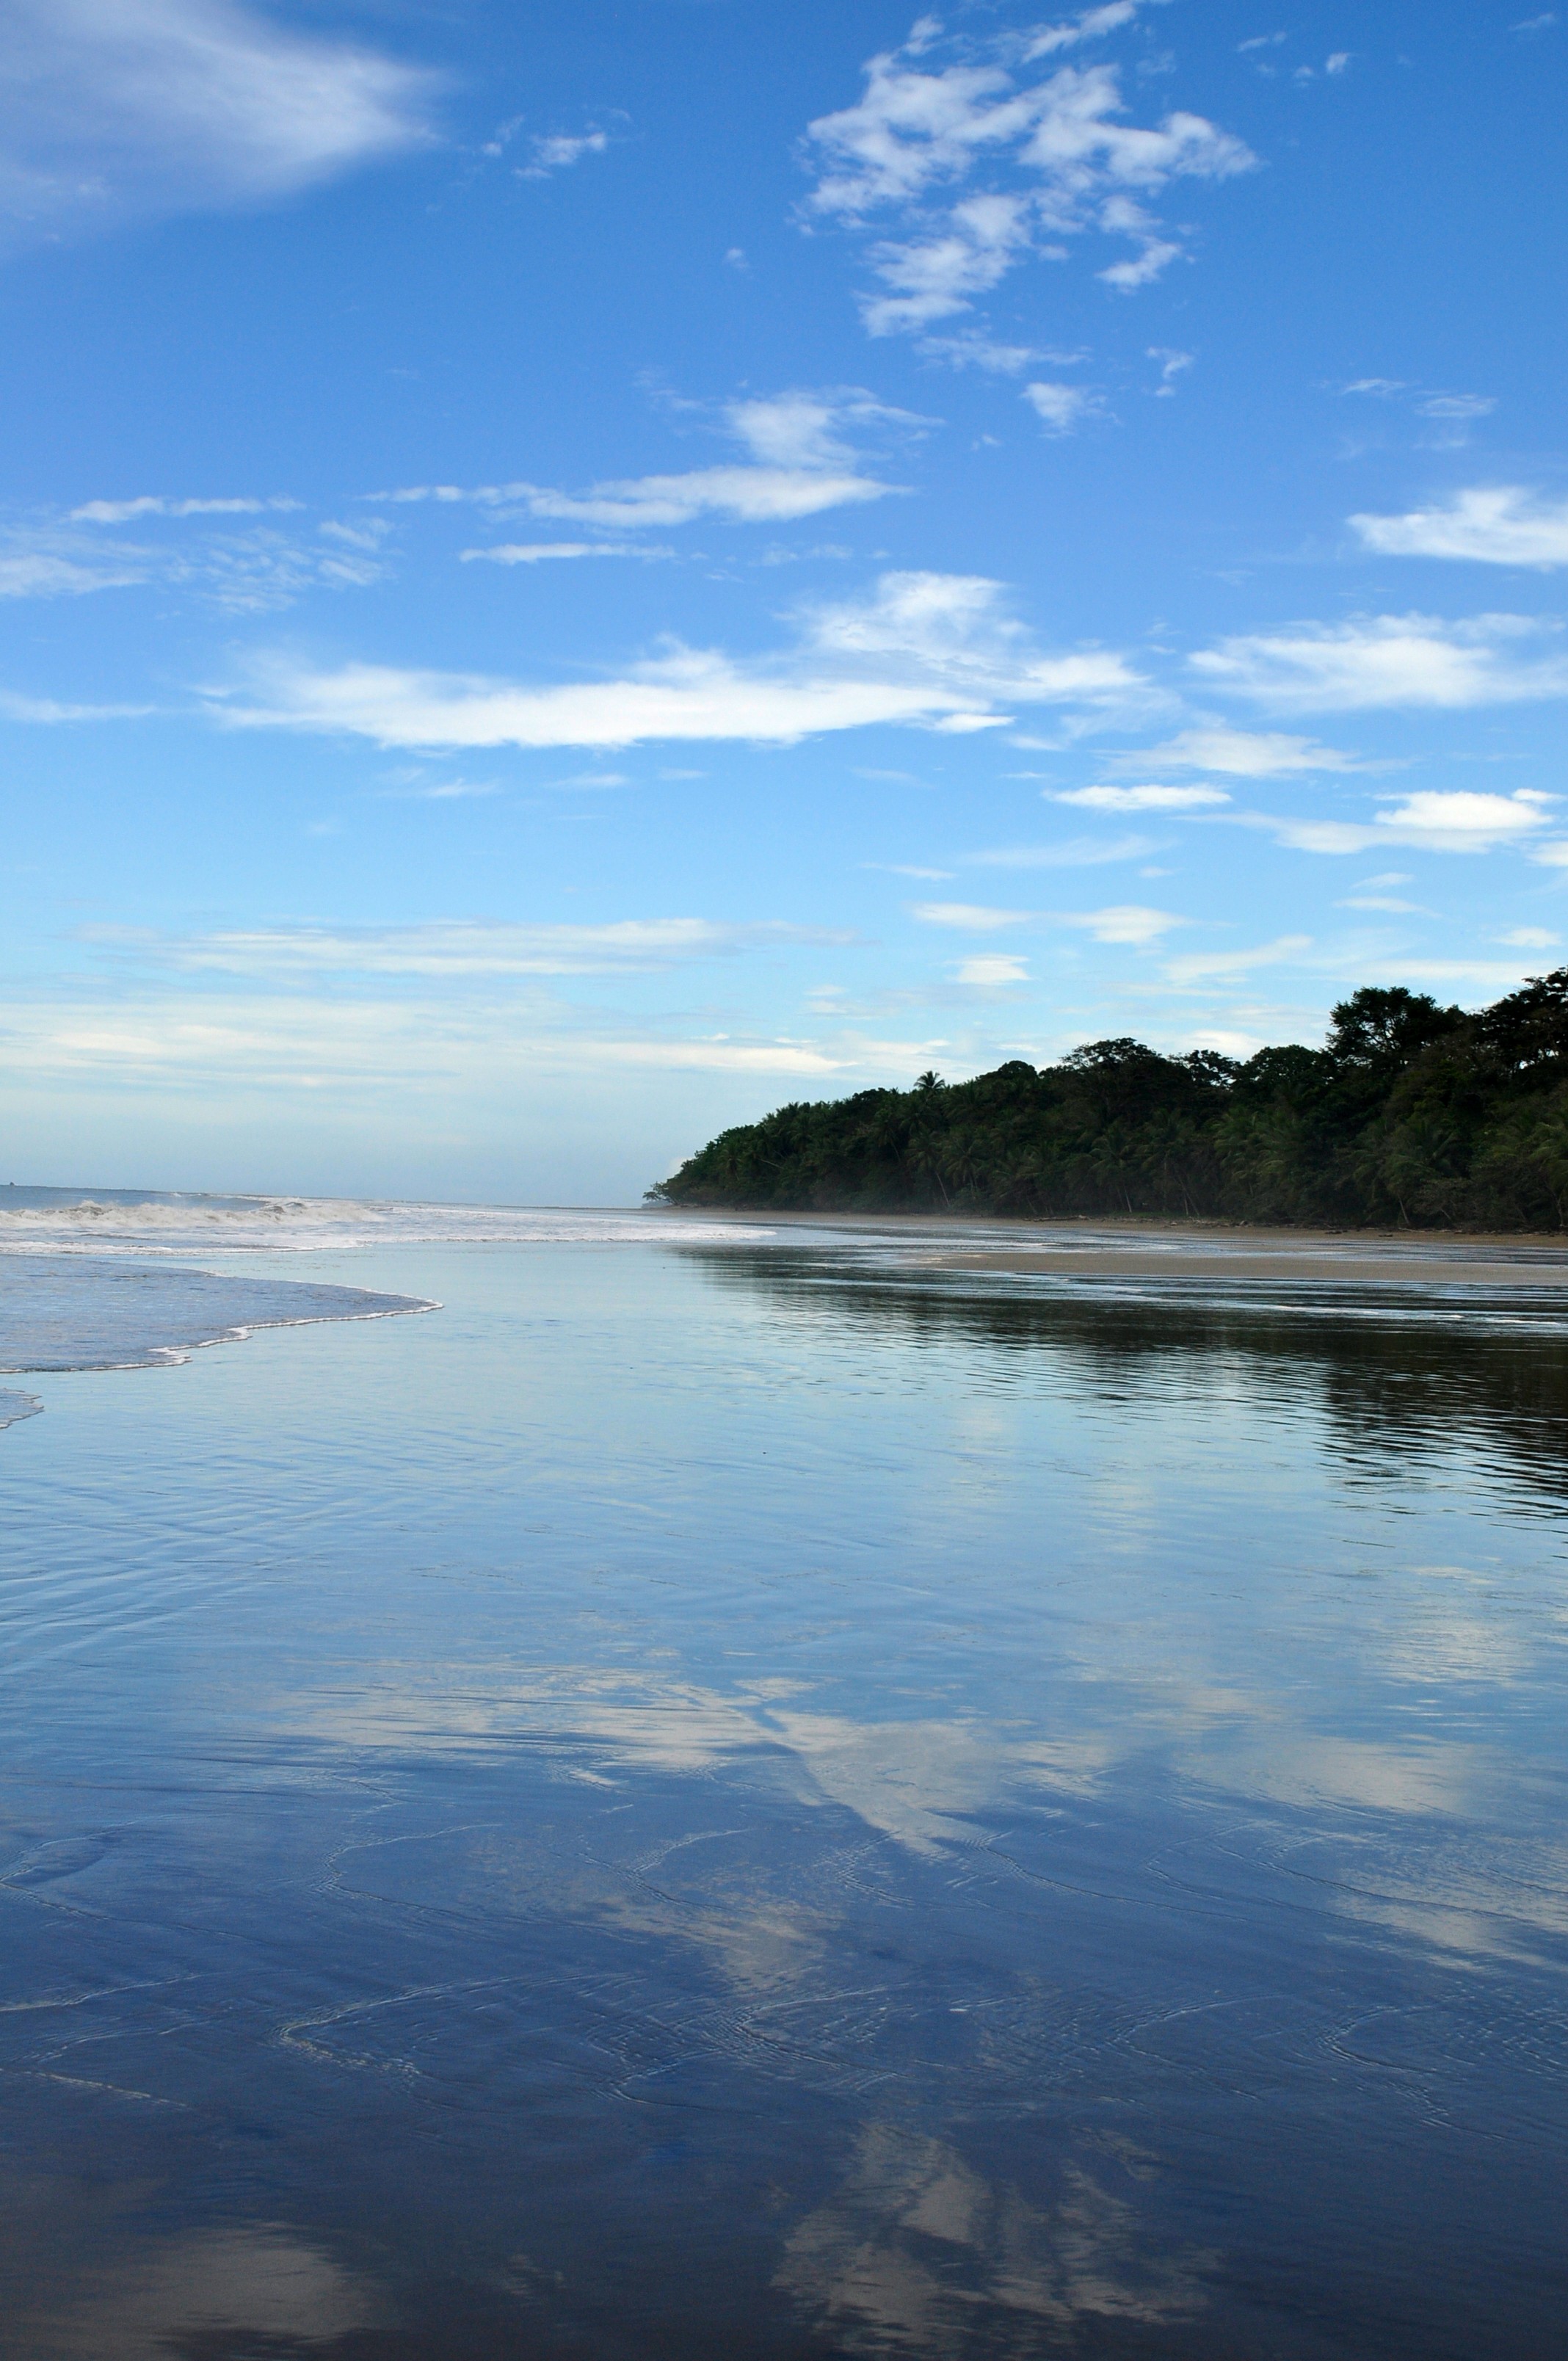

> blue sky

[{"left": 1, "top": 0, "right": 1564, "bottom": 1200}]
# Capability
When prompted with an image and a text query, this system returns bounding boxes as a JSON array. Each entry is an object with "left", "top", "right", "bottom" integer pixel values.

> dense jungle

[{"left": 649, "top": 975, "right": 1568, "bottom": 1230}]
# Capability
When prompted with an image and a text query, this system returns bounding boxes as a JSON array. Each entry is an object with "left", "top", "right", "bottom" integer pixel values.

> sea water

[{"left": 1, "top": 1203, "right": 1566, "bottom": 2358}]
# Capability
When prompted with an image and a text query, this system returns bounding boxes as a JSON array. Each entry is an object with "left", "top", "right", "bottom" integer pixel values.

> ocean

[{"left": 1, "top": 1194, "right": 1565, "bottom": 2359}]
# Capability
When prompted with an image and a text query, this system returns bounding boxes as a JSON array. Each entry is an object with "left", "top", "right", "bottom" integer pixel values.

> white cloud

[
  {"left": 1024, "top": 4, "right": 1144, "bottom": 59},
  {"left": 954, "top": 953, "right": 1029, "bottom": 984},
  {"left": 800, "top": 13, "right": 1254, "bottom": 336},
  {"left": 1267, "top": 788, "right": 1553, "bottom": 856},
  {"left": 383, "top": 390, "right": 920, "bottom": 533},
  {"left": 0, "top": 547, "right": 149, "bottom": 598},
  {"left": 1061, "top": 903, "right": 1184, "bottom": 945},
  {"left": 727, "top": 388, "right": 929, "bottom": 468},
  {"left": 0, "top": 512, "right": 390, "bottom": 609},
  {"left": 911, "top": 902, "right": 1029, "bottom": 929},
  {"left": 918, "top": 331, "right": 1044, "bottom": 373},
  {"left": 807, "top": 570, "right": 1139, "bottom": 689},
  {"left": 89, "top": 915, "right": 852, "bottom": 980},
  {"left": 1415, "top": 392, "right": 1498, "bottom": 449},
  {"left": 1023, "top": 380, "right": 1100, "bottom": 433},
  {"left": 225, "top": 652, "right": 960, "bottom": 750},
  {"left": 1418, "top": 396, "right": 1496, "bottom": 422},
  {"left": 70, "top": 493, "right": 299, "bottom": 523},
  {"left": 1113, "top": 726, "right": 1363, "bottom": 776},
  {"left": 522, "top": 465, "right": 895, "bottom": 529},
  {"left": 1340, "top": 379, "right": 1496, "bottom": 449},
  {"left": 1498, "top": 926, "right": 1560, "bottom": 948},
  {"left": 0, "top": 689, "right": 155, "bottom": 721},
  {"left": 1351, "top": 487, "right": 1568, "bottom": 568},
  {"left": 860, "top": 192, "right": 1037, "bottom": 336},
  {"left": 0, "top": 986, "right": 853, "bottom": 1092},
  {"left": 382, "top": 775, "right": 498, "bottom": 802},
  {"left": 1097, "top": 214, "right": 1180, "bottom": 291},
  {"left": 460, "top": 542, "right": 663, "bottom": 565},
  {"left": 219, "top": 570, "right": 1146, "bottom": 752},
  {"left": 1326, "top": 51, "right": 1351, "bottom": 73},
  {"left": 1191, "top": 613, "right": 1568, "bottom": 711},
  {"left": 1148, "top": 346, "right": 1192, "bottom": 395},
  {"left": 1054, "top": 782, "right": 1228, "bottom": 810},
  {"left": 1164, "top": 935, "right": 1312, "bottom": 983},
  {"left": 518, "top": 128, "right": 608, "bottom": 180},
  {"left": 965, "top": 833, "right": 1155, "bottom": 868},
  {"left": 0, "top": 0, "right": 438, "bottom": 250},
  {"left": 1512, "top": 13, "right": 1558, "bottom": 30}
]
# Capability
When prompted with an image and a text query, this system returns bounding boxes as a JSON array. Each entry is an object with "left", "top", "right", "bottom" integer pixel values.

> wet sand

[{"left": 662, "top": 1206, "right": 1568, "bottom": 1289}]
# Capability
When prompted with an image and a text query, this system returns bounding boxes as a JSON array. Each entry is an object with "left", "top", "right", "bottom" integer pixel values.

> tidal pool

[{"left": 1, "top": 1218, "right": 1565, "bottom": 2358}]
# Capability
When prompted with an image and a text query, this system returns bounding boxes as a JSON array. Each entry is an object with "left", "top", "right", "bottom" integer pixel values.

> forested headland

[{"left": 648, "top": 974, "right": 1568, "bottom": 1230}]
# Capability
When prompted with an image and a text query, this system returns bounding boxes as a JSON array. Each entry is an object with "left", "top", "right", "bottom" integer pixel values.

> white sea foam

[{"left": 0, "top": 1194, "right": 773, "bottom": 1258}]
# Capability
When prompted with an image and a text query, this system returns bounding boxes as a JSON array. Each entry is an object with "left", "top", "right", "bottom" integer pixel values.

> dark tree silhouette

[{"left": 648, "top": 972, "right": 1568, "bottom": 1231}]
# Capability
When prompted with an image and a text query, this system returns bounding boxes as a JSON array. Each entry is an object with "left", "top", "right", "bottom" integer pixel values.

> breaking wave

[{"left": 0, "top": 1191, "right": 773, "bottom": 1258}]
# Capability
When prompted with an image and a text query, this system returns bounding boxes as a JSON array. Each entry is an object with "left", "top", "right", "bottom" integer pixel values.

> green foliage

[{"left": 647, "top": 976, "right": 1568, "bottom": 1230}]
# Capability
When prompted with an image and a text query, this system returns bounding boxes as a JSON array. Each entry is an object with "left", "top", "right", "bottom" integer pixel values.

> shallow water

[
  {"left": 1, "top": 1217, "right": 1566, "bottom": 2358},
  {"left": 0, "top": 1255, "right": 429, "bottom": 1374}
]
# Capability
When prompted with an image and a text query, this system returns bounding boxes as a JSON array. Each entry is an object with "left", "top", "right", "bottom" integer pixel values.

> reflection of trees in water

[{"left": 686, "top": 1250, "right": 1568, "bottom": 1509}]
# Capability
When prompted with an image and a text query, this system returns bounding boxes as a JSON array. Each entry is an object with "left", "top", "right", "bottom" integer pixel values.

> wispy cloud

[
  {"left": 521, "top": 465, "right": 893, "bottom": 529},
  {"left": 1191, "top": 613, "right": 1568, "bottom": 711},
  {"left": 89, "top": 915, "right": 854, "bottom": 981},
  {"left": 0, "top": 689, "right": 156, "bottom": 722},
  {"left": 964, "top": 833, "right": 1156, "bottom": 869},
  {"left": 912, "top": 902, "right": 1029, "bottom": 929},
  {"left": 1164, "top": 934, "right": 1311, "bottom": 984},
  {"left": 70, "top": 493, "right": 301, "bottom": 524},
  {"left": 799, "top": 9, "right": 1255, "bottom": 336},
  {"left": 1263, "top": 788, "right": 1553, "bottom": 856},
  {"left": 518, "top": 128, "right": 609, "bottom": 180},
  {"left": 1111, "top": 726, "right": 1365, "bottom": 777},
  {"left": 1415, "top": 392, "right": 1498, "bottom": 447},
  {"left": 954, "top": 952, "right": 1029, "bottom": 985},
  {"left": 1023, "top": 380, "right": 1103, "bottom": 433},
  {"left": 1340, "top": 379, "right": 1498, "bottom": 449},
  {"left": 1147, "top": 346, "right": 1193, "bottom": 395},
  {"left": 803, "top": 570, "right": 1146, "bottom": 715},
  {"left": 1053, "top": 782, "right": 1227, "bottom": 810},
  {"left": 380, "top": 775, "right": 499, "bottom": 802},
  {"left": 0, "top": 544, "right": 150, "bottom": 599},
  {"left": 460, "top": 541, "right": 667, "bottom": 565},
  {"left": 918, "top": 331, "right": 1047, "bottom": 373},
  {"left": 384, "top": 389, "right": 920, "bottom": 535},
  {"left": 1351, "top": 487, "right": 1568, "bottom": 567},
  {"left": 0, "top": 509, "right": 393, "bottom": 610},
  {"left": 217, "top": 571, "right": 1146, "bottom": 752},
  {"left": 0, "top": 985, "right": 854, "bottom": 1092},
  {"left": 0, "top": 0, "right": 439, "bottom": 252},
  {"left": 1061, "top": 902, "right": 1184, "bottom": 945}
]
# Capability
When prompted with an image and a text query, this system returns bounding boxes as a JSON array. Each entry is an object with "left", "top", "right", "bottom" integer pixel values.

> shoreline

[{"left": 653, "top": 1205, "right": 1568, "bottom": 1288}]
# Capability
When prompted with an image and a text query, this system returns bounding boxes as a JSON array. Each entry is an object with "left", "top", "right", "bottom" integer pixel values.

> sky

[{"left": 1, "top": 0, "right": 1564, "bottom": 1202}]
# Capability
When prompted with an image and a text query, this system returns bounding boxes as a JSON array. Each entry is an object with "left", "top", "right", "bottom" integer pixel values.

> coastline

[{"left": 653, "top": 1205, "right": 1568, "bottom": 1288}]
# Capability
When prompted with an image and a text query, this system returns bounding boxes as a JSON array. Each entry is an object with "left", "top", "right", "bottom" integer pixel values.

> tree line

[{"left": 647, "top": 973, "right": 1568, "bottom": 1230}]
